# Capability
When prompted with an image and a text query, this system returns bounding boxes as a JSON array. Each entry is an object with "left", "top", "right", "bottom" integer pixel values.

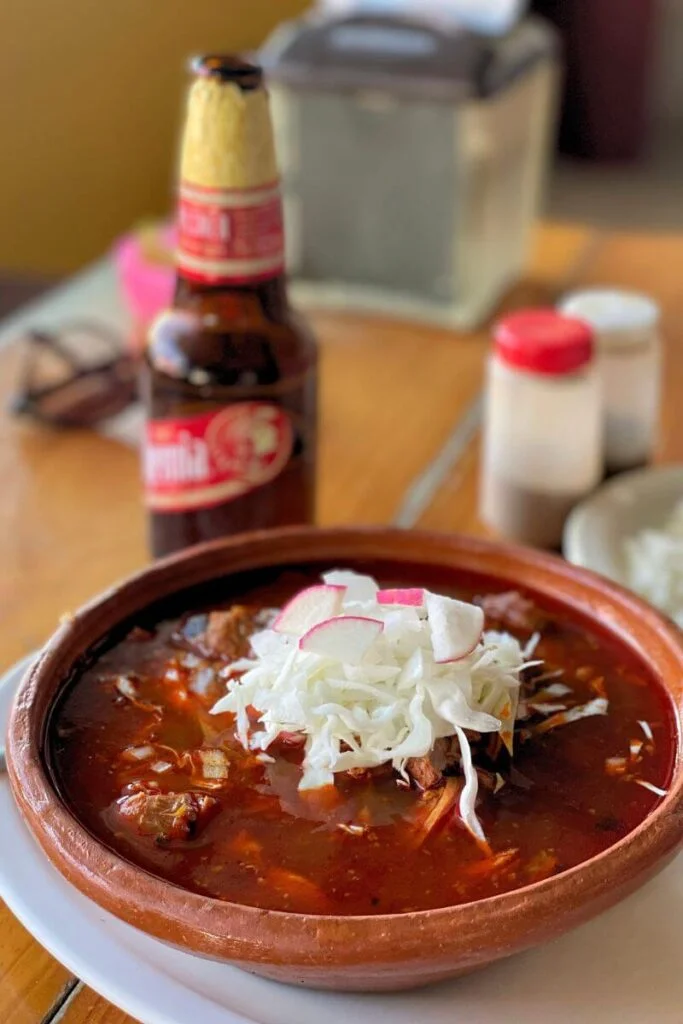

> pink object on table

[{"left": 114, "top": 226, "right": 176, "bottom": 349}]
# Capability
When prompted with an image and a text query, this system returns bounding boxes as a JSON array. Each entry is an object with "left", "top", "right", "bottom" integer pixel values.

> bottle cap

[
  {"left": 189, "top": 55, "right": 262, "bottom": 91},
  {"left": 559, "top": 289, "right": 660, "bottom": 347},
  {"left": 494, "top": 309, "right": 594, "bottom": 375}
]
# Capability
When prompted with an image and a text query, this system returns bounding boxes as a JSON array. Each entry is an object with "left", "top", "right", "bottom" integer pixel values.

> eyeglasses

[{"left": 9, "top": 321, "right": 138, "bottom": 429}]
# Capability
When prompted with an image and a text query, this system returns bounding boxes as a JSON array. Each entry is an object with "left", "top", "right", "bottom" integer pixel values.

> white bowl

[{"left": 563, "top": 464, "right": 683, "bottom": 586}]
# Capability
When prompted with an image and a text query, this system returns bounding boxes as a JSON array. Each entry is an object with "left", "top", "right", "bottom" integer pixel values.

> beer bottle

[{"left": 142, "top": 55, "right": 317, "bottom": 558}]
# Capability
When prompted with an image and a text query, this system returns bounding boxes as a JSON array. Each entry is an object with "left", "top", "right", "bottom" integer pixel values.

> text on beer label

[
  {"left": 177, "top": 180, "right": 285, "bottom": 285},
  {"left": 144, "top": 403, "right": 293, "bottom": 512}
]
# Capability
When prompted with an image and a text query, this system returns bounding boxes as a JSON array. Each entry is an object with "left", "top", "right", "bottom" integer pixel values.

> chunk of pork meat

[
  {"left": 116, "top": 790, "right": 219, "bottom": 841},
  {"left": 405, "top": 755, "right": 444, "bottom": 790},
  {"left": 405, "top": 738, "right": 457, "bottom": 790},
  {"left": 173, "top": 606, "right": 273, "bottom": 661}
]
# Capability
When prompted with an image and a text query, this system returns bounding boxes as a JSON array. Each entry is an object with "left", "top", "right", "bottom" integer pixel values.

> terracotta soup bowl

[{"left": 7, "top": 527, "right": 683, "bottom": 991}]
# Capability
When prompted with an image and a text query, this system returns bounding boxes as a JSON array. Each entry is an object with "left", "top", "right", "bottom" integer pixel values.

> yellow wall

[{"left": 0, "top": 0, "right": 309, "bottom": 275}]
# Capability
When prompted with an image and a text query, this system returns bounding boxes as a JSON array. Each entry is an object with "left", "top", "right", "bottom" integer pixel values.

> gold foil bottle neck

[{"left": 180, "top": 77, "right": 279, "bottom": 191}]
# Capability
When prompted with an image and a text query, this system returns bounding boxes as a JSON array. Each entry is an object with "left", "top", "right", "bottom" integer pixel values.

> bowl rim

[{"left": 7, "top": 525, "right": 683, "bottom": 970}]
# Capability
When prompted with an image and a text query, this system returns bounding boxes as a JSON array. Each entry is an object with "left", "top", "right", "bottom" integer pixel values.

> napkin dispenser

[{"left": 260, "top": 12, "right": 559, "bottom": 328}]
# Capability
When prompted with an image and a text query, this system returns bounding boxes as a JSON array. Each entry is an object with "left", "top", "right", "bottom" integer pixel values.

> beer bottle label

[
  {"left": 177, "top": 180, "right": 285, "bottom": 285},
  {"left": 143, "top": 403, "right": 293, "bottom": 512}
]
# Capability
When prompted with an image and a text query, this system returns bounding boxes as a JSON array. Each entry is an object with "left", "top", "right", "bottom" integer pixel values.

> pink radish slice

[
  {"left": 425, "top": 593, "right": 484, "bottom": 663},
  {"left": 377, "top": 588, "right": 425, "bottom": 607},
  {"left": 299, "top": 616, "right": 384, "bottom": 664},
  {"left": 273, "top": 585, "right": 346, "bottom": 635}
]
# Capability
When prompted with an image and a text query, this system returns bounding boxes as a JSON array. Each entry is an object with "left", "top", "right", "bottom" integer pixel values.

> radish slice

[
  {"left": 273, "top": 585, "right": 346, "bottom": 635},
  {"left": 322, "top": 570, "right": 378, "bottom": 603},
  {"left": 425, "top": 592, "right": 484, "bottom": 663},
  {"left": 299, "top": 616, "right": 384, "bottom": 664},
  {"left": 377, "top": 588, "right": 425, "bottom": 607}
]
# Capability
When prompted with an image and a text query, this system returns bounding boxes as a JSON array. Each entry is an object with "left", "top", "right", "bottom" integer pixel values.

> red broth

[{"left": 48, "top": 567, "right": 676, "bottom": 916}]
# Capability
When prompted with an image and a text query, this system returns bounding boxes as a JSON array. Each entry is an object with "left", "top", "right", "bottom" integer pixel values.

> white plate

[
  {"left": 563, "top": 464, "right": 683, "bottom": 586},
  {"left": 3, "top": 657, "right": 683, "bottom": 1023}
]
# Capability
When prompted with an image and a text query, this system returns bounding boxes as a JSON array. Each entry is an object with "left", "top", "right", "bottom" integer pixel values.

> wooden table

[{"left": 1, "top": 221, "right": 681, "bottom": 1023}]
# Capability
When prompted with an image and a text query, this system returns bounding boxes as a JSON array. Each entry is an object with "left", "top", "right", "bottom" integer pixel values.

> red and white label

[
  {"left": 177, "top": 180, "right": 285, "bottom": 285},
  {"left": 143, "top": 403, "right": 293, "bottom": 512}
]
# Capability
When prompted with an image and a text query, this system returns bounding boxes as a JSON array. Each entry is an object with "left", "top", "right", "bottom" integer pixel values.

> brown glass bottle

[{"left": 141, "top": 56, "right": 317, "bottom": 558}]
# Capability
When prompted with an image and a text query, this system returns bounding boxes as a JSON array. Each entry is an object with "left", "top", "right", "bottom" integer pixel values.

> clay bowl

[{"left": 7, "top": 527, "right": 683, "bottom": 992}]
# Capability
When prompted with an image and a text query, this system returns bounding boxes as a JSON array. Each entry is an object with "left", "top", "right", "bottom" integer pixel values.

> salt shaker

[
  {"left": 559, "top": 289, "right": 661, "bottom": 475},
  {"left": 480, "top": 309, "right": 602, "bottom": 549}
]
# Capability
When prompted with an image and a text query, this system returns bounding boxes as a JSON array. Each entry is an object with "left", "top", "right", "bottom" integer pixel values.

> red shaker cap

[{"left": 494, "top": 309, "right": 594, "bottom": 375}]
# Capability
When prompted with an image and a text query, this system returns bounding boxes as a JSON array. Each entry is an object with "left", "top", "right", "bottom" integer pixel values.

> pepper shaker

[
  {"left": 480, "top": 309, "right": 602, "bottom": 549},
  {"left": 559, "top": 289, "right": 661, "bottom": 475}
]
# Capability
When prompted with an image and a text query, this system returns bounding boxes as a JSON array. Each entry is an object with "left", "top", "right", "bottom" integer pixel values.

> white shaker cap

[{"left": 559, "top": 289, "right": 660, "bottom": 346}]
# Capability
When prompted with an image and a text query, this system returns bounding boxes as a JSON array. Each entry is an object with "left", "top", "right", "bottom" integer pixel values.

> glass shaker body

[
  {"left": 480, "top": 311, "right": 602, "bottom": 549},
  {"left": 560, "top": 290, "right": 661, "bottom": 474}
]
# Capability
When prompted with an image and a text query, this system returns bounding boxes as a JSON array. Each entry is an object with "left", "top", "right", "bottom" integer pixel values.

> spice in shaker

[
  {"left": 480, "top": 309, "right": 602, "bottom": 549},
  {"left": 559, "top": 289, "right": 661, "bottom": 476}
]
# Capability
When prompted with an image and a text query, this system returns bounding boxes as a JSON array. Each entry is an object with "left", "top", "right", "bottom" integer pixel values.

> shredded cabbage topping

[
  {"left": 211, "top": 571, "right": 538, "bottom": 842},
  {"left": 626, "top": 500, "right": 683, "bottom": 627}
]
